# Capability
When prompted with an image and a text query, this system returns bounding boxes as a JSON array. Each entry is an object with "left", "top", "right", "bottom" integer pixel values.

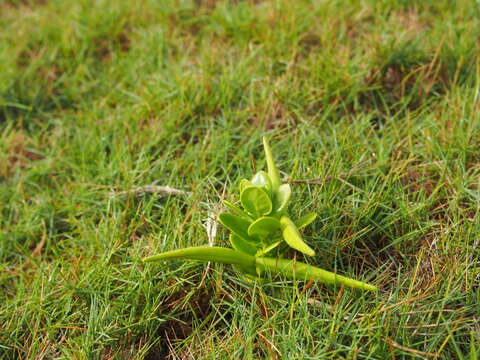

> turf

[{"left": 1, "top": 0, "right": 479, "bottom": 358}]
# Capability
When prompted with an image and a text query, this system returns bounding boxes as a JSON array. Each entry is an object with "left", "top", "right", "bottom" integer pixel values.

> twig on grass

[
  {"left": 353, "top": 293, "right": 432, "bottom": 323},
  {"left": 386, "top": 337, "right": 438, "bottom": 358},
  {"left": 31, "top": 230, "right": 47, "bottom": 257},
  {"left": 198, "top": 181, "right": 226, "bottom": 288},
  {"left": 198, "top": 208, "right": 218, "bottom": 288},
  {"left": 20, "top": 222, "right": 47, "bottom": 271},
  {"left": 79, "top": 182, "right": 189, "bottom": 198},
  {"left": 112, "top": 185, "right": 189, "bottom": 198}
]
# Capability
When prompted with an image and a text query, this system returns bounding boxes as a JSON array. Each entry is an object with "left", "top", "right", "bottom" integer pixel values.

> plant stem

[{"left": 142, "top": 246, "right": 377, "bottom": 291}]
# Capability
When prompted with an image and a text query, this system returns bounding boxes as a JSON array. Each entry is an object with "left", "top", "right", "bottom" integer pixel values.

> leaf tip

[{"left": 305, "top": 249, "right": 316, "bottom": 257}]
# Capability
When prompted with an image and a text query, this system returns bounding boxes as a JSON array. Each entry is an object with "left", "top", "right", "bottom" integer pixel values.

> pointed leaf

[
  {"left": 280, "top": 216, "right": 315, "bottom": 256},
  {"left": 218, "top": 213, "right": 252, "bottom": 241},
  {"left": 142, "top": 248, "right": 376, "bottom": 291},
  {"left": 255, "top": 257, "right": 377, "bottom": 291},
  {"left": 295, "top": 212, "right": 317, "bottom": 230},
  {"left": 275, "top": 183, "right": 291, "bottom": 212},
  {"left": 223, "top": 200, "right": 252, "bottom": 220},
  {"left": 143, "top": 246, "right": 255, "bottom": 267},
  {"left": 262, "top": 137, "right": 281, "bottom": 191},
  {"left": 230, "top": 234, "right": 258, "bottom": 255},
  {"left": 248, "top": 216, "right": 281, "bottom": 237},
  {"left": 240, "top": 186, "right": 272, "bottom": 218}
]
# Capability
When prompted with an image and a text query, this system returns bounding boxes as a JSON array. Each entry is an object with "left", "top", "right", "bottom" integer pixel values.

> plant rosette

[{"left": 143, "top": 137, "right": 377, "bottom": 292}]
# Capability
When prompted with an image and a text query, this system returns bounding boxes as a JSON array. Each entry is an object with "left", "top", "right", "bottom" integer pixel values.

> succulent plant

[{"left": 143, "top": 137, "right": 376, "bottom": 291}]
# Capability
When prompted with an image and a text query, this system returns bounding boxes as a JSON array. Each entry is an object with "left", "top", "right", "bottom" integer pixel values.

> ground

[{"left": 0, "top": 0, "right": 479, "bottom": 359}]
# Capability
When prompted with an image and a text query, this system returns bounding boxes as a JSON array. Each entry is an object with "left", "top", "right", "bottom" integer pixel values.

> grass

[{"left": 1, "top": 0, "right": 479, "bottom": 358}]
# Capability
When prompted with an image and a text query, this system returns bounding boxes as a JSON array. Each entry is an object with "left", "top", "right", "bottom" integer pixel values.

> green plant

[{"left": 143, "top": 137, "right": 377, "bottom": 291}]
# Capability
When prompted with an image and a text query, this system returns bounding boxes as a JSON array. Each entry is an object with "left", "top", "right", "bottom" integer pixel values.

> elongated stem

[
  {"left": 142, "top": 247, "right": 377, "bottom": 291},
  {"left": 142, "top": 246, "right": 255, "bottom": 266},
  {"left": 255, "top": 257, "right": 377, "bottom": 291}
]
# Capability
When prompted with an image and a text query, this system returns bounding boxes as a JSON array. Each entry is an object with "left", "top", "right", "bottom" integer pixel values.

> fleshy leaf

[
  {"left": 275, "top": 183, "right": 291, "bottom": 212},
  {"left": 239, "top": 179, "right": 253, "bottom": 193},
  {"left": 251, "top": 171, "right": 272, "bottom": 193},
  {"left": 143, "top": 246, "right": 255, "bottom": 267},
  {"left": 142, "top": 246, "right": 377, "bottom": 291},
  {"left": 255, "top": 257, "right": 377, "bottom": 291},
  {"left": 233, "top": 264, "right": 259, "bottom": 278},
  {"left": 262, "top": 137, "right": 281, "bottom": 192},
  {"left": 295, "top": 212, "right": 317, "bottom": 230},
  {"left": 248, "top": 216, "right": 281, "bottom": 237},
  {"left": 223, "top": 200, "right": 252, "bottom": 220},
  {"left": 240, "top": 186, "right": 272, "bottom": 218},
  {"left": 280, "top": 216, "right": 315, "bottom": 256},
  {"left": 218, "top": 213, "right": 252, "bottom": 241},
  {"left": 230, "top": 234, "right": 258, "bottom": 255}
]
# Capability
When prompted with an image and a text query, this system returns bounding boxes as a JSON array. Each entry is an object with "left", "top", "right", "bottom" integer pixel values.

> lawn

[{"left": 1, "top": 0, "right": 479, "bottom": 358}]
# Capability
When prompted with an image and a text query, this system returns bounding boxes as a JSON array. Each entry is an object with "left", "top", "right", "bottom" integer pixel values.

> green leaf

[
  {"left": 143, "top": 246, "right": 376, "bottom": 291},
  {"left": 223, "top": 200, "right": 252, "bottom": 220},
  {"left": 240, "top": 186, "right": 272, "bottom": 218},
  {"left": 239, "top": 179, "right": 253, "bottom": 193},
  {"left": 295, "top": 212, "right": 317, "bottom": 230},
  {"left": 230, "top": 234, "right": 258, "bottom": 255},
  {"left": 275, "top": 183, "right": 291, "bottom": 212},
  {"left": 262, "top": 137, "right": 281, "bottom": 192},
  {"left": 255, "top": 240, "right": 283, "bottom": 257},
  {"left": 142, "top": 246, "right": 255, "bottom": 267},
  {"left": 251, "top": 171, "right": 272, "bottom": 193},
  {"left": 248, "top": 216, "right": 281, "bottom": 237},
  {"left": 233, "top": 264, "right": 259, "bottom": 278},
  {"left": 218, "top": 213, "right": 252, "bottom": 241},
  {"left": 256, "top": 257, "right": 377, "bottom": 291},
  {"left": 280, "top": 216, "right": 315, "bottom": 256}
]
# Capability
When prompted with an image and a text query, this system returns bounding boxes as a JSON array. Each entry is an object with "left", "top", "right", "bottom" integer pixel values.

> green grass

[{"left": 1, "top": 0, "right": 479, "bottom": 358}]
